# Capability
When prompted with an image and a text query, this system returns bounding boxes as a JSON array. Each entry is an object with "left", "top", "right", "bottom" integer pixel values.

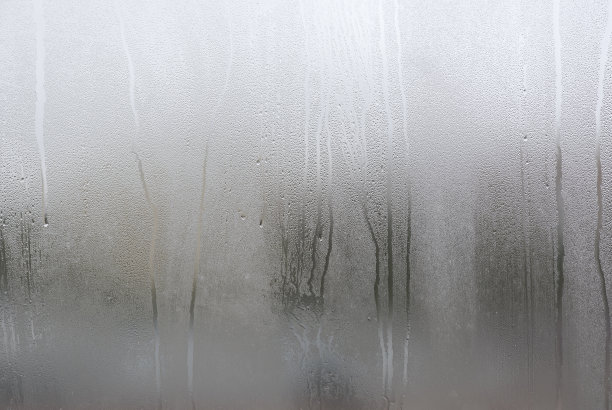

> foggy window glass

[{"left": 2, "top": 0, "right": 612, "bottom": 408}]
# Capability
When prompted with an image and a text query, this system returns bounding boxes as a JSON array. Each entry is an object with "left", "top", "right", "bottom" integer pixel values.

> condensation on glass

[{"left": 1, "top": 0, "right": 612, "bottom": 408}]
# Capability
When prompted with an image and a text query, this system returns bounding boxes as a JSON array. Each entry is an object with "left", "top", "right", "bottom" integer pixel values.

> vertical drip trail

[
  {"left": 552, "top": 1, "right": 565, "bottom": 407},
  {"left": 137, "top": 156, "right": 161, "bottom": 409},
  {"left": 306, "top": 11, "right": 333, "bottom": 302},
  {"left": 188, "top": 146, "right": 208, "bottom": 408},
  {"left": 518, "top": 13, "right": 534, "bottom": 400},
  {"left": 26, "top": 220, "right": 32, "bottom": 301},
  {"left": 34, "top": 0, "right": 48, "bottom": 226},
  {"left": 319, "top": 122, "right": 334, "bottom": 304},
  {"left": 357, "top": 97, "right": 388, "bottom": 395},
  {"left": 343, "top": 2, "right": 389, "bottom": 399},
  {"left": 520, "top": 132, "right": 534, "bottom": 401},
  {"left": 299, "top": 0, "right": 311, "bottom": 300},
  {"left": 364, "top": 202, "right": 386, "bottom": 394},
  {"left": 0, "top": 220, "right": 7, "bottom": 291},
  {"left": 279, "top": 202, "right": 290, "bottom": 309},
  {"left": 595, "top": 0, "right": 612, "bottom": 406},
  {"left": 307, "top": 106, "right": 324, "bottom": 297},
  {"left": 116, "top": 4, "right": 139, "bottom": 130},
  {"left": 308, "top": 65, "right": 330, "bottom": 298},
  {"left": 20, "top": 215, "right": 32, "bottom": 301},
  {"left": 379, "top": 0, "right": 395, "bottom": 399},
  {"left": 116, "top": 9, "right": 160, "bottom": 405},
  {"left": 393, "top": 0, "right": 412, "bottom": 396},
  {"left": 317, "top": 19, "right": 335, "bottom": 307},
  {"left": 403, "top": 202, "right": 411, "bottom": 399},
  {"left": 299, "top": 0, "right": 310, "bottom": 199}
]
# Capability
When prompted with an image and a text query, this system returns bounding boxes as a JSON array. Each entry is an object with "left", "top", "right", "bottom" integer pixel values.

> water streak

[
  {"left": 307, "top": 105, "right": 324, "bottom": 297},
  {"left": 188, "top": 146, "right": 208, "bottom": 408},
  {"left": 393, "top": 0, "right": 412, "bottom": 396},
  {"left": 518, "top": 17, "right": 535, "bottom": 401},
  {"left": 115, "top": 3, "right": 139, "bottom": 132},
  {"left": 552, "top": 2, "right": 565, "bottom": 407},
  {"left": 137, "top": 156, "right": 161, "bottom": 409},
  {"left": 34, "top": 0, "right": 48, "bottom": 226},
  {"left": 299, "top": 0, "right": 312, "bottom": 302},
  {"left": 354, "top": 91, "right": 387, "bottom": 396},
  {"left": 307, "top": 62, "right": 331, "bottom": 299},
  {"left": 595, "top": 0, "right": 612, "bottom": 407},
  {"left": 116, "top": 7, "right": 159, "bottom": 403},
  {"left": 319, "top": 122, "right": 334, "bottom": 303},
  {"left": 379, "top": 0, "right": 395, "bottom": 399},
  {"left": 0, "top": 220, "right": 7, "bottom": 291},
  {"left": 364, "top": 201, "right": 386, "bottom": 394}
]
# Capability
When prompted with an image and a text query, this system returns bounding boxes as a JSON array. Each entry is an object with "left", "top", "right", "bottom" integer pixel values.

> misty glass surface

[{"left": 2, "top": 0, "right": 612, "bottom": 408}]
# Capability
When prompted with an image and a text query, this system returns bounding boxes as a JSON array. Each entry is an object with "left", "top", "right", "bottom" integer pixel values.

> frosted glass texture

[{"left": 2, "top": 0, "right": 612, "bottom": 408}]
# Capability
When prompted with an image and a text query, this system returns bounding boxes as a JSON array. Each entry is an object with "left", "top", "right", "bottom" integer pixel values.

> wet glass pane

[{"left": 2, "top": 0, "right": 612, "bottom": 408}]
